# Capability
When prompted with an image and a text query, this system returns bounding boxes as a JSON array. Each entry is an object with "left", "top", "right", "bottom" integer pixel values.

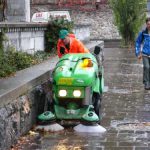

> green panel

[
  {"left": 93, "top": 77, "right": 100, "bottom": 93},
  {"left": 55, "top": 105, "right": 83, "bottom": 119},
  {"left": 38, "top": 111, "right": 56, "bottom": 121},
  {"left": 101, "top": 76, "right": 104, "bottom": 93},
  {"left": 54, "top": 105, "right": 99, "bottom": 122},
  {"left": 100, "top": 66, "right": 104, "bottom": 93},
  {"left": 53, "top": 53, "right": 98, "bottom": 87},
  {"left": 59, "top": 53, "right": 97, "bottom": 63}
]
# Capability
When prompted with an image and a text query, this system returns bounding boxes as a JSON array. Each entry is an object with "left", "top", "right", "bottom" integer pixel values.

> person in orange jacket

[{"left": 57, "top": 29, "right": 89, "bottom": 58}]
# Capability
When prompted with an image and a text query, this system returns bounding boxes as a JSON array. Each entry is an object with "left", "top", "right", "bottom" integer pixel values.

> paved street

[{"left": 13, "top": 48, "right": 150, "bottom": 150}]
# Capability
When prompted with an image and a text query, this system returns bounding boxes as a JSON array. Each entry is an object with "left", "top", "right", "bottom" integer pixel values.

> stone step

[{"left": 103, "top": 39, "right": 122, "bottom": 48}]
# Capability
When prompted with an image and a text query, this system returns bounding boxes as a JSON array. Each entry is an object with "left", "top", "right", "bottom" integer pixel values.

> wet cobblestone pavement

[{"left": 13, "top": 48, "right": 150, "bottom": 150}]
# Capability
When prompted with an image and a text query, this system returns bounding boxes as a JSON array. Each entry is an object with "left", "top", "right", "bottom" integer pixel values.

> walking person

[{"left": 135, "top": 18, "right": 150, "bottom": 90}]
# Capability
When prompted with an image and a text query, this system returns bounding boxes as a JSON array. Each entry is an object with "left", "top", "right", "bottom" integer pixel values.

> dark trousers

[{"left": 143, "top": 56, "right": 150, "bottom": 85}]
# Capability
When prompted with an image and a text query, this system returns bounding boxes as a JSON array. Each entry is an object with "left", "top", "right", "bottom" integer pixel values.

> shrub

[
  {"left": 0, "top": 61, "right": 16, "bottom": 77},
  {"left": 0, "top": 47, "right": 55, "bottom": 78},
  {"left": 14, "top": 51, "right": 34, "bottom": 70},
  {"left": 109, "top": 0, "right": 147, "bottom": 46},
  {"left": 0, "top": 47, "right": 35, "bottom": 77},
  {"left": 34, "top": 50, "right": 53, "bottom": 63}
]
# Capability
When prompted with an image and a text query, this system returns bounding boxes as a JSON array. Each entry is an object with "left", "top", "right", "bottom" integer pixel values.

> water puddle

[
  {"left": 111, "top": 120, "right": 150, "bottom": 131},
  {"left": 122, "top": 63, "right": 143, "bottom": 67},
  {"left": 104, "top": 86, "right": 109, "bottom": 92},
  {"left": 109, "top": 88, "right": 131, "bottom": 94},
  {"left": 106, "top": 86, "right": 140, "bottom": 94}
]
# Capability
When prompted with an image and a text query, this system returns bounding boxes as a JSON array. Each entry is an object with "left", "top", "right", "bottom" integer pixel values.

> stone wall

[
  {"left": 31, "top": 4, "right": 121, "bottom": 40},
  {"left": 0, "top": 82, "right": 50, "bottom": 150},
  {"left": 31, "top": 0, "right": 56, "bottom": 4},
  {"left": 31, "top": 0, "right": 95, "bottom": 4},
  {"left": 0, "top": 93, "right": 36, "bottom": 149},
  {"left": 70, "top": 6, "right": 120, "bottom": 40}
]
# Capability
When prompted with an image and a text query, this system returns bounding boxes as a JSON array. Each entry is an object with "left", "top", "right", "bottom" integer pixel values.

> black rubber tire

[
  {"left": 94, "top": 99, "right": 101, "bottom": 118},
  {"left": 44, "top": 92, "right": 54, "bottom": 111},
  {"left": 81, "top": 120, "right": 98, "bottom": 126},
  {"left": 37, "top": 119, "right": 56, "bottom": 125},
  {"left": 93, "top": 93, "right": 102, "bottom": 118}
]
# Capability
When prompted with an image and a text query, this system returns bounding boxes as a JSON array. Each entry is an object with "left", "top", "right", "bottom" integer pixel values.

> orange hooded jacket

[{"left": 57, "top": 34, "right": 89, "bottom": 58}]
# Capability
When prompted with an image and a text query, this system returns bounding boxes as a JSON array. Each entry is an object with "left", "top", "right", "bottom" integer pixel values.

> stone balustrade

[{"left": 0, "top": 22, "right": 91, "bottom": 54}]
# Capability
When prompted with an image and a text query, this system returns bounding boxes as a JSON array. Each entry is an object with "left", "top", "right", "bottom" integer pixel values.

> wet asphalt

[{"left": 14, "top": 48, "right": 150, "bottom": 150}]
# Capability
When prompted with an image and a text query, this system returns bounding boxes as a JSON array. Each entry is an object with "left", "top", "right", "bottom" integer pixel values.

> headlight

[
  {"left": 59, "top": 90, "right": 67, "bottom": 97},
  {"left": 73, "top": 90, "right": 81, "bottom": 97}
]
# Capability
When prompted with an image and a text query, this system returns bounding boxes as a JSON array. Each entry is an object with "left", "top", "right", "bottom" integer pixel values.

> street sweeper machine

[{"left": 37, "top": 46, "right": 106, "bottom": 133}]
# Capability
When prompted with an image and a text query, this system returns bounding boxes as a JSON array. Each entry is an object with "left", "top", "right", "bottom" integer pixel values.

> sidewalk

[{"left": 13, "top": 47, "right": 150, "bottom": 150}]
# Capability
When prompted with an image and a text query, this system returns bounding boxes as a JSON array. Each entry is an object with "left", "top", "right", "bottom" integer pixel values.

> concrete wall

[
  {"left": 0, "top": 23, "right": 91, "bottom": 54},
  {"left": 6, "top": 31, "right": 45, "bottom": 54},
  {"left": 6, "top": 0, "right": 30, "bottom": 22}
]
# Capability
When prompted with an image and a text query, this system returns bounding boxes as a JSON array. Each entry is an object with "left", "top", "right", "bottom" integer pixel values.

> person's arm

[
  {"left": 135, "top": 32, "right": 143, "bottom": 57},
  {"left": 76, "top": 40, "right": 89, "bottom": 53},
  {"left": 57, "top": 40, "right": 69, "bottom": 58},
  {"left": 57, "top": 40, "right": 62, "bottom": 58}
]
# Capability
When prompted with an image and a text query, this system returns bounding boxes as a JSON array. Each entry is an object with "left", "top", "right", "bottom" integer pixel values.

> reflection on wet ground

[{"left": 13, "top": 48, "right": 150, "bottom": 150}]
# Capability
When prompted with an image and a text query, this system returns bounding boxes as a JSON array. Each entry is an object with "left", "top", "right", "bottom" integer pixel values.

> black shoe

[{"left": 144, "top": 84, "right": 150, "bottom": 90}]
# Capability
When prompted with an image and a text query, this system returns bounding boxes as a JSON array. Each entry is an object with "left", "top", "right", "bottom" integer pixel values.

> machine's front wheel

[
  {"left": 43, "top": 92, "right": 54, "bottom": 112},
  {"left": 93, "top": 93, "right": 102, "bottom": 119},
  {"left": 94, "top": 99, "right": 101, "bottom": 118}
]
